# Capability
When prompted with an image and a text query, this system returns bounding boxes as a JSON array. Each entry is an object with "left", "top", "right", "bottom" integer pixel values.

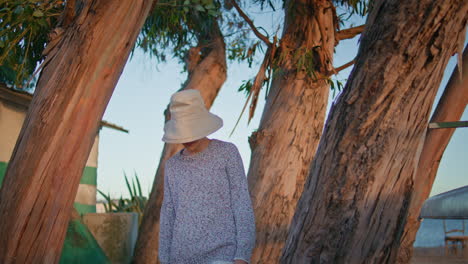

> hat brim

[{"left": 162, "top": 113, "right": 223, "bottom": 144}]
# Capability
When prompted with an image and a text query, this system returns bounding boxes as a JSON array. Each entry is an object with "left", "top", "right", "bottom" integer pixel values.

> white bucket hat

[{"left": 162, "top": 89, "right": 223, "bottom": 143}]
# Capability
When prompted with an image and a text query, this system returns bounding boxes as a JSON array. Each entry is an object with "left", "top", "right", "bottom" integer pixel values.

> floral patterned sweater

[{"left": 159, "top": 139, "right": 256, "bottom": 264}]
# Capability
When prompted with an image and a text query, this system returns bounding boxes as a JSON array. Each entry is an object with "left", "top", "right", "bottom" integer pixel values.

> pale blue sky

[{"left": 97, "top": 9, "right": 467, "bottom": 199}]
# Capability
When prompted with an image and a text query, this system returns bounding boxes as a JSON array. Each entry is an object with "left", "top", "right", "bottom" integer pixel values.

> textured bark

[
  {"left": 133, "top": 20, "right": 227, "bottom": 264},
  {"left": 0, "top": 1, "right": 152, "bottom": 263},
  {"left": 248, "top": 0, "right": 336, "bottom": 262},
  {"left": 281, "top": 0, "right": 468, "bottom": 263},
  {"left": 397, "top": 46, "right": 468, "bottom": 263}
]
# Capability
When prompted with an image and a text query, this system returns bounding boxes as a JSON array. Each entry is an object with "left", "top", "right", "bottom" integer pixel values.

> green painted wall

[
  {"left": 74, "top": 203, "right": 96, "bottom": 215},
  {"left": 59, "top": 217, "right": 110, "bottom": 264},
  {"left": 75, "top": 166, "right": 98, "bottom": 214},
  {"left": 0, "top": 162, "right": 97, "bottom": 188},
  {"left": 80, "top": 167, "right": 97, "bottom": 185},
  {"left": 0, "top": 161, "right": 105, "bottom": 262},
  {"left": 0, "top": 163, "right": 97, "bottom": 215}
]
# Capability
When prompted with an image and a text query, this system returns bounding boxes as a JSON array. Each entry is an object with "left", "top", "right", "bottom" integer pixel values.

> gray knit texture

[{"left": 159, "top": 139, "right": 256, "bottom": 264}]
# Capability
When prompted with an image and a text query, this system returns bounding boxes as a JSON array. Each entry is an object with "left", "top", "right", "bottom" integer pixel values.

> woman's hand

[{"left": 234, "top": 260, "right": 248, "bottom": 264}]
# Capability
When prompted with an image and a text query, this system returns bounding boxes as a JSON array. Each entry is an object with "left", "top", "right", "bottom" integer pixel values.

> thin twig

[
  {"left": 230, "top": 46, "right": 274, "bottom": 136},
  {"left": 230, "top": 90, "right": 253, "bottom": 137},
  {"left": 17, "top": 30, "right": 33, "bottom": 88},
  {"left": 333, "top": 59, "right": 355, "bottom": 74},
  {"left": 0, "top": 29, "right": 29, "bottom": 64},
  {"left": 230, "top": 0, "right": 272, "bottom": 47},
  {"left": 248, "top": 48, "right": 271, "bottom": 122},
  {"left": 336, "top": 25, "right": 365, "bottom": 42},
  {"left": 24, "top": 28, "right": 66, "bottom": 88},
  {"left": 264, "top": 36, "right": 277, "bottom": 99}
]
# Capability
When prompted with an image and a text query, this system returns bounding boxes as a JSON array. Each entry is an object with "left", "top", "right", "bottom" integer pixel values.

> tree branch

[
  {"left": 230, "top": 0, "right": 272, "bottom": 46},
  {"left": 230, "top": 43, "right": 276, "bottom": 136},
  {"left": 333, "top": 59, "right": 355, "bottom": 74},
  {"left": 336, "top": 25, "right": 365, "bottom": 42}
]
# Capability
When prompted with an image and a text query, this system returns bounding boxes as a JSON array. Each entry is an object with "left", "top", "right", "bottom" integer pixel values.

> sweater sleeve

[
  {"left": 158, "top": 161, "right": 176, "bottom": 264},
  {"left": 226, "top": 143, "right": 256, "bottom": 263}
]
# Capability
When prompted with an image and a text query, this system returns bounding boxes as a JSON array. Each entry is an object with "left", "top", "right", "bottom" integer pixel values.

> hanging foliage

[
  {"left": 0, "top": 0, "right": 261, "bottom": 88},
  {"left": 137, "top": 0, "right": 260, "bottom": 71},
  {"left": 0, "top": 0, "right": 64, "bottom": 88},
  {"left": 228, "top": 0, "right": 369, "bottom": 127}
]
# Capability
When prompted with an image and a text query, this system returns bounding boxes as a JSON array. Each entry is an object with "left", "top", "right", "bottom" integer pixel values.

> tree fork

[
  {"left": 281, "top": 1, "right": 468, "bottom": 263},
  {"left": 248, "top": 0, "right": 337, "bottom": 262}
]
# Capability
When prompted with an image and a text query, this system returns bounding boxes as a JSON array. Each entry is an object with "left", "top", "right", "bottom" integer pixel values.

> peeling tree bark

[
  {"left": 0, "top": 1, "right": 152, "bottom": 263},
  {"left": 397, "top": 46, "right": 468, "bottom": 264},
  {"left": 133, "top": 19, "right": 227, "bottom": 264},
  {"left": 248, "top": 0, "right": 337, "bottom": 262},
  {"left": 280, "top": 0, "right": 468, "bottom": 263}
]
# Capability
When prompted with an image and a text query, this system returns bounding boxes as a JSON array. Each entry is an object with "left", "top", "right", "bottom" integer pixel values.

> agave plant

[{"left": 98, "top": 172, "right": 148, "bottom": 226}]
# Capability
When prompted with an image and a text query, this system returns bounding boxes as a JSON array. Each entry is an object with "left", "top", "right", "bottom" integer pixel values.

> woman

[{"left": 158, "top": 89, "right": 256, "bottom": 264}]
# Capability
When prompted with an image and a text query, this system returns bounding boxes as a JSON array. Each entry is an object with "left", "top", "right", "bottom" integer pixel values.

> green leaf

[
  {"left": 124, "top": 172, "right": 134, "bottom": 197},
  {"left": 32, "top": 10, "right": 44, "bottom": 17},
  {"left": 97, "top": 189, "right": 113, "bottom": 212},
  {"left": 194, "top": 4, "right": 205, "bottom": 12},
  {"left": 13, "top": 6, "right": 23, "bottom": 14},
  {"left": 205, "top": 4, "right": 215, "bottom": 10},
  {"left": 37, "top": 18, "right": 49, "bottom": 28},
  {"left": 135, "top": 172, "right": 143, "bottom": 197},
  {"left": 208, "top": 9, "right": 218, "bottom": 16},
  {"left": 132, "top": 178, "right": 137, "bottom": 200}
]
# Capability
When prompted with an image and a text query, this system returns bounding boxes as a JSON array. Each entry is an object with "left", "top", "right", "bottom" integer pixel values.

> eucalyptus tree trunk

[
  {"left": 133, "top": 20, "right": 227, "bottom": 264},
  {"left": 280, "top": 0, "right": 468, "bottom": 263},
  {"left": 248, "top": 0, "right": 336, "bottom": 262},
  {"left": 0, "top": 1, "right": 152, "bottom": 263},
  {"left": 397, "top": 46, "right": 468, "bottom": 264}
]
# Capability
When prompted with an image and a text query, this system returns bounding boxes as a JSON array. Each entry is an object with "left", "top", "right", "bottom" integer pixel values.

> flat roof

[{"left": 420, "top": 185, "right": 468, "bottom": 219}]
